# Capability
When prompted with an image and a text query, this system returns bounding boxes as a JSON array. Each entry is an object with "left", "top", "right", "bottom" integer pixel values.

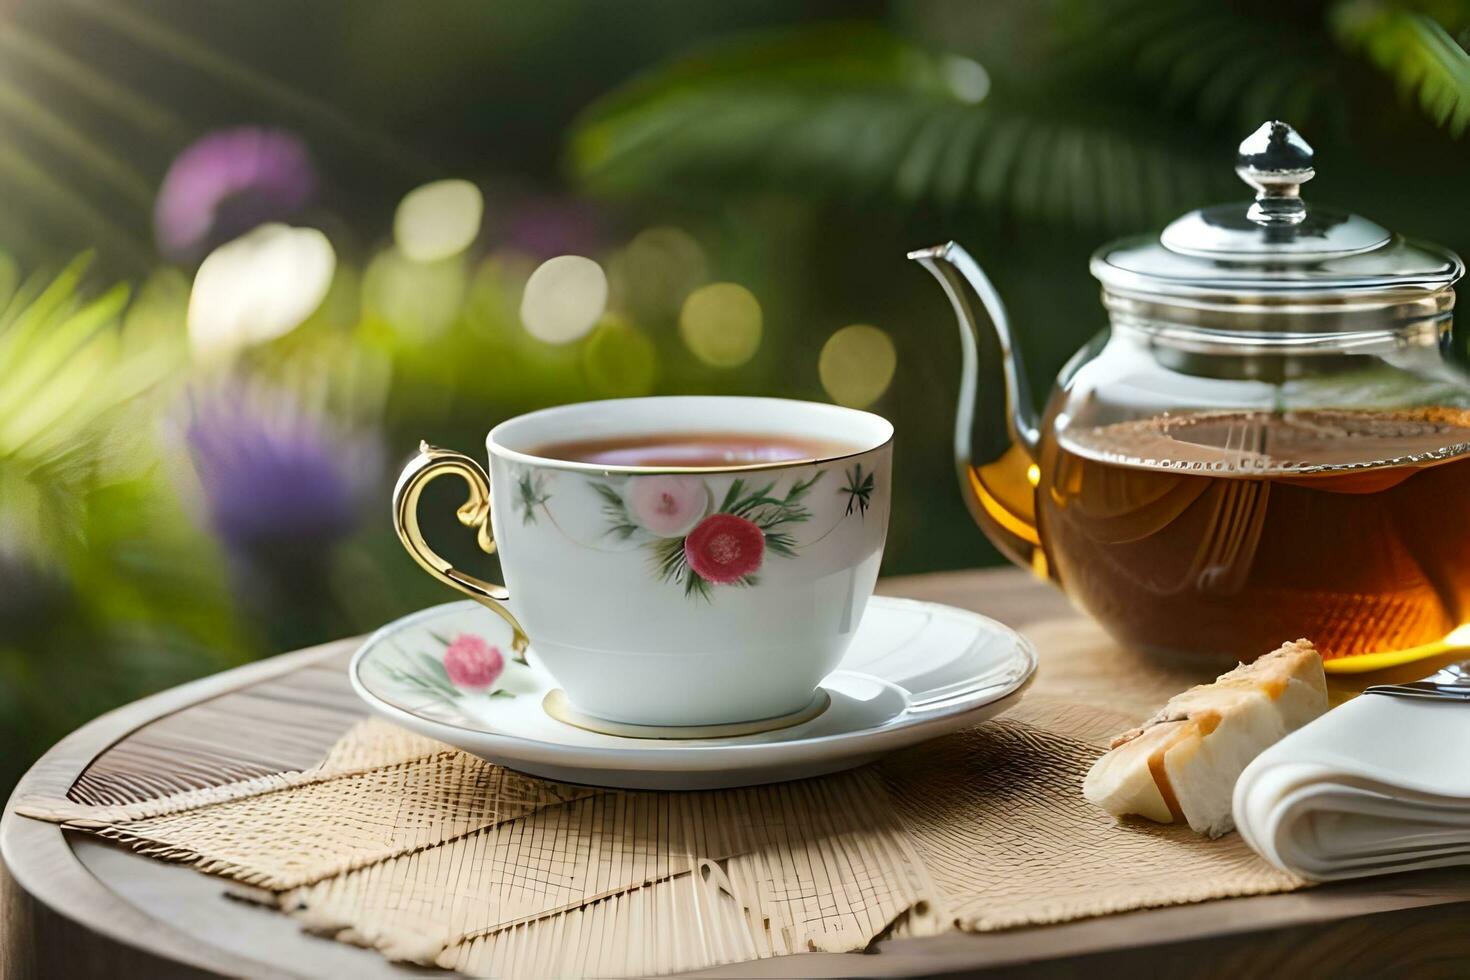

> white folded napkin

[{"left": 1233, "top": 692, "right": 1470, "bottom": 881}]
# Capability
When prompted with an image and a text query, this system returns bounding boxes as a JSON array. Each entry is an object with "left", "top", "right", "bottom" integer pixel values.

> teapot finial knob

[{"left": 1236, "top": 121, "right": 1313, "bottom": 226}]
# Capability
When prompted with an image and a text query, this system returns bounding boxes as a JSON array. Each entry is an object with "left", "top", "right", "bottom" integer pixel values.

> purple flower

[
  {"left": 155, "top": 127, "right": 317, "bottom": 262},
  {"left": 184, "top": 382, "right": 381, "bottom": 554}
]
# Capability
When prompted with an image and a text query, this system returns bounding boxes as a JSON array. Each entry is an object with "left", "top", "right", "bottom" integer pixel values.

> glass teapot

[{"left": 911, "top": 121, "right": 1470, "bottom": 668}]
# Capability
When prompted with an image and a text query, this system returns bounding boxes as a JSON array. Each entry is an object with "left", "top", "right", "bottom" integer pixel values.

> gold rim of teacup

[{"left": 486, "top": 396, "right": 894, "bottom": 476}]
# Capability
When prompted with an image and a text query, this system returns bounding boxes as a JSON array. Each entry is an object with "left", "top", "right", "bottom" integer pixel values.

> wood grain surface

[{"left": 4, "top": 568, "right": 1469, "bottom": 978}]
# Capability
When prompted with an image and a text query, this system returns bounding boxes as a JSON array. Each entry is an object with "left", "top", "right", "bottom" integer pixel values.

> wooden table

[{"left": 5, "top": 568, "right": 1470, "bottom": 978}]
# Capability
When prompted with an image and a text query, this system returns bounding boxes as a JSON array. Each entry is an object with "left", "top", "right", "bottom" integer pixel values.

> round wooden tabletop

[{"left": 5, "top": 568, "right": 1470, "bottom": 979}]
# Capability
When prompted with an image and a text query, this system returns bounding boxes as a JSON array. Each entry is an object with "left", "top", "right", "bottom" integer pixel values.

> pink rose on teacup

[{"left": 625, "top": 475, "right": 709, "bottom": 537}]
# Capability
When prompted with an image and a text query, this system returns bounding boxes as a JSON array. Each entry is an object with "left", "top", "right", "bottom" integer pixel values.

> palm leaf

[
  {"left": 0, "top": 282, "right": 130, "bottom": 422},
  {"left": 0, "top": 263, "right": 178, "bottom": 471},
  {"left": 1331, "top": 1, "right": 1470, "bottom": 136},
  {"left": 62, "top": 0, "right": 432, "bottom": 178},
  {"left": 0, "top": 254, "right": 182, "bottom": 566},
  {"left": 0, "top": 27, "right": 184, "bottom": 138},
  {"left": 569, "top": 24, "right": 1226, "bottom": 228},
  {"left": 1057, "top": 0, "right": 1343, "bottom": 133},
  {"left": 0, "top": 143, "right": 150, "bottom": 266},
  {"left": 0, "top": 80, "right": 154, "bottom": 208}
]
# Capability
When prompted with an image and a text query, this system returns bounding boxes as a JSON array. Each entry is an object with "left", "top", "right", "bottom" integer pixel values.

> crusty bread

[{"left": 1083, "top": 639, "right": 1327, "bottom": 837}]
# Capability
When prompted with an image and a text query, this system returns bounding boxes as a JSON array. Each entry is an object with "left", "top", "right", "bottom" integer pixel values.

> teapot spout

[{"left": 909, "top": 241, "right": 1048, "bottom": 576}]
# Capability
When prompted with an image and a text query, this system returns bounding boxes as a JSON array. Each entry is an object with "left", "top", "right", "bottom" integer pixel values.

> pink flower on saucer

[
  {"left": 684, "top": 513, "right": 764, "bottom": 584},
  {"left": 443, "top": 633, "right": 504, "bottom": 691},
  {"left": 626, "top": 475, "right": 708, "bottom": 537}
]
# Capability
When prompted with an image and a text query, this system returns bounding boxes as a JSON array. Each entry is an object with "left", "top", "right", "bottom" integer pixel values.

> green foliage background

[{"left": 4, "top": 0, "right": 1470, "bottom": 791}]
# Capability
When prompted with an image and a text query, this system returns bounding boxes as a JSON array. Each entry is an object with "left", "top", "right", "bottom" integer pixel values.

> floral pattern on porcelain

[
  {"left": 578, "top": 462, "right": 876, "bottom": 599},
  {"left": 374, "top": 630, "right": 521, "bottom": 710},
  {"left": 512, "top": 466, "right": 552, "bottom": 526}
]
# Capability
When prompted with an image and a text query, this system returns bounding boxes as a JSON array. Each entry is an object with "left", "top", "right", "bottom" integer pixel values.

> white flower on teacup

[{"left": 624, "top": 475, "right": 709, "bottom": 537}]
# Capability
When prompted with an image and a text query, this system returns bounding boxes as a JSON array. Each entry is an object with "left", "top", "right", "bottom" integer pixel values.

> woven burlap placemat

[{"left": 17, "top": 618, "right": 1305, "bottom": 977}]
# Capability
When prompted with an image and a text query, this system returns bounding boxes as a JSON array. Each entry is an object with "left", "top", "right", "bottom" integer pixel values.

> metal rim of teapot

[{"left": 1099, "top": 288, "right": 1455, "bottom": 341}]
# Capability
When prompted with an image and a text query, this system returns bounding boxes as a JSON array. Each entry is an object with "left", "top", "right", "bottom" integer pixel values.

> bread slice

[{"left": 1083, "top": 639, "right": 1327, "bottom": 837}]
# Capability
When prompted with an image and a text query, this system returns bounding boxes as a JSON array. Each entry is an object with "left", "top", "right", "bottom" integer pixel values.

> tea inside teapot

[{"left": 1041, "top": 408, "right": 1470, "bottom": 661}]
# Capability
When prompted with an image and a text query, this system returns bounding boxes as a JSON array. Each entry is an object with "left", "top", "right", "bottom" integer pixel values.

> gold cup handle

[{"left": 392, "top": 441, "right": 528, "bottom": 652}]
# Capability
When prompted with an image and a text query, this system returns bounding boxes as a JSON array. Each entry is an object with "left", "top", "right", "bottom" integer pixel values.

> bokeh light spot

[
  {"left": 943, "top": 56, "right": 991, "bottom": 104},
  {"left": 393, "top": 179, "right": 483, "bottom": 263},
  {"left": 818, "top": 324, "right": 896, "bottom": 408},
  {"left": 581, "top": 314, "right": 657, "bottom": 398},
  {"left": 608, "top": 226, "right": 707, "bottom": 319},
  {"left": 188, "top": 223, "right": 336, "bottom": 362},
  {"left": 520, "top": 254, "right": 608, "bottom": 344},
  {"left": 679, "top": 282, "right": 761, "bottom": 368},
  {"left": 362, "top": 249, "right": 466, "bottom": 339}
]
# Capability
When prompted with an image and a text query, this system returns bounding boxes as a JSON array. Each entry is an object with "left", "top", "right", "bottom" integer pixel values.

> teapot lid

[{"left": 1092, "top": 121, "right": 1463, "bottom": 303}]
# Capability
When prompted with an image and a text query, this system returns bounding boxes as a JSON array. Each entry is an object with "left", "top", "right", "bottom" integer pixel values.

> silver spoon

[{"left": 1363, "top": 661, "right": 1470, "bottom": 702}]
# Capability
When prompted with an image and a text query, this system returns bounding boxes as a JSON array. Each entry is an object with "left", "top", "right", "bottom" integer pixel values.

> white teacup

[{"left": 393, "top": 396, "right": 892, "bottom": 728}]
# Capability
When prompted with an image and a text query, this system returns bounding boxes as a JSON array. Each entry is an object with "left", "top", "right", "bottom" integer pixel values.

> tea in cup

[{"left": 393, "top": 396, "right": 892, "bottom": 727}]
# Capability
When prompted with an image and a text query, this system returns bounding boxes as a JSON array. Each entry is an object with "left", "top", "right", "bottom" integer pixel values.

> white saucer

[{"left": 349, "top": 595, "right": 1036, "bottom": 789}]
